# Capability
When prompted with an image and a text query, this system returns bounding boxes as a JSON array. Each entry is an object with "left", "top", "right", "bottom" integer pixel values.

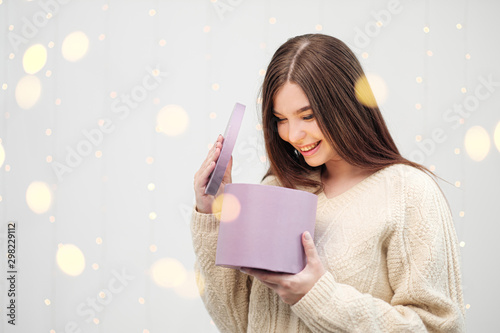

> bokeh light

[
  {"left": 220, "top": 193, "right": 241, "bottom": 223},
  {"left": 23, "top": 44, "right": 47, "bottom": 74},
  {"left": 494, "top": 121, "right": 500, "bottom": 152},
  {"left": 156, "top": 105, "right": 189, "bottom": 136},
  {"left": 15, "top": 75, "right": 42, "bottom": 109},
  {"left": 62, "top": 31, "right": 90, "bottom": 62},
  {"left": 0, "top": 142, "right": 5, "bottom": 168},
  {"left": 56, "top": 244, "right": 86, "bottom": 276},
  {"left": 354, "top": 74, "right": 384, "bottom": 108},
  {"left": 464, "top": 126, "right": 490, "bottom": 161},
  {"left": 174, "top": 270, "right": 203, "bottom": 299},
  {"left": 150, "top": 258, "right": 187, "bottom": 288},
  {"left": 26, "top": 181, "right": 52, "bottom": 214}
]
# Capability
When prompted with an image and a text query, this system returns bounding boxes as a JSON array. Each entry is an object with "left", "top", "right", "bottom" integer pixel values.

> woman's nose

[{"left": 288, "top": 121, "right": 306, "bottom": 144}]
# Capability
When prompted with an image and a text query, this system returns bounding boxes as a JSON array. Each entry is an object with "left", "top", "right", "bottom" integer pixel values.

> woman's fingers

[{"left": 195, "top": 135, "right": 223, "bottom": 190}]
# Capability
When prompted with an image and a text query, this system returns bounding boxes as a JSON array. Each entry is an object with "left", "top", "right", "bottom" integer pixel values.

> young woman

[{"left": 192, "top": 34, "right": 465, "bottom": 332}]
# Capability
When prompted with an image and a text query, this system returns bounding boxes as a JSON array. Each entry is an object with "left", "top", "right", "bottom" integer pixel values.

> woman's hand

[
  {"left": 193, "top": 134, "right": 233, "bottom": 214},
  {"left": 240, "top": 231, "right": 326, "bottom": 305}
]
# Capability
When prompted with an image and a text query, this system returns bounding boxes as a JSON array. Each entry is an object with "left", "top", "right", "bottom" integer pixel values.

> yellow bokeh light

[
  {"left": 15, "top": 75, "right": 42, "bottom": 109},
  {"left": 23, "top": 44, "right": 47, "bottom": 74},
  {"left": 494, "top": 121, "right": 500, "bottom": 152},
  {"left": 0, "top": 142, "right": 5, "bottom": 168},
  {"left": 96, "top": 237, "right": 102, "bottom": 245},
  {"left": 269, "top": 17, "right": 276, "bottom": 24},
  {"left": 355, "top": 74, "right": 387, "bottom": 107},
  {"left": 147, "top": 183, "right": 155, "bottom": 191},
  {"left": 464, "top": 126, "right": 490, "bottom": 162},
  {"left": 26, "top": 181, "right": 52, "bottom": 214},
  {"left": 220, "top": 193, "right": 241, "bottom": 223},
  {"left": 315, "top": 24, "right": 323, "bottom": 31},
  {"left": 174, "top": 270, "right": 203, "bottom": 299},
  {"left": 56, "top": 244, "right": 86, "bottom": 276},
  {"left": 92, "top": 263, "right": 99, "bottom": 270},
  {"left": 44, "top": 298, "right": 51, "bottom": 305},
  {"left": 150, "top": 258, "right": 187, "bottom": 289},
  {"left": 61, "top": 31, "right": 90, "bottom": 62},
  {"left": 156, "top": 105, "right": 189, "bottom": 136},
  {"left": 149, "top": 244, "right": 157, "bottom": 252},
  {"left": 149, "top": 212, "right": 157, "bottom": 220},
  {"left": 138, "top": 297, "right": 145, "bottom": 304}
]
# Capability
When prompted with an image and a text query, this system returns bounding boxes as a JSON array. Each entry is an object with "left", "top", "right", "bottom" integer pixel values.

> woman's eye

[
  {"left": 303, "top": 114, "right": 314, "bottom": 120},
  {"left": 275, "top": 117, "right": 285, "bottom": 122}
]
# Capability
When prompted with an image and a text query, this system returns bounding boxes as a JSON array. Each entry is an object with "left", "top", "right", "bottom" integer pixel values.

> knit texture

[{"left": 190, "top": 164, "right": 465, "bottom": 332}]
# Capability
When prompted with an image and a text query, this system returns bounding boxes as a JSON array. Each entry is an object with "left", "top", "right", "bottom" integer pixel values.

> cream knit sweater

[{"left": 190, "top": 164, "right": 466, "bottom": 332}]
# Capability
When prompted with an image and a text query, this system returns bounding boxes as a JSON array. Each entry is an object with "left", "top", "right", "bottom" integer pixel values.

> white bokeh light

[
  {"left": 62, "top": 31, "right": 90, "bottom": 62},
  {"left": 26, "top": 181, "right": 52, "bottom": 214},
  {"left": 23, "top": 44, "right": 47, "bottom": 74},
  {"left": 156, "top": 105, "right": 189, "bottom": 136},
  {"left": 464, "top": 126, "right": 490, "bottom": 162},
  {"left": 56, "top": 244, "right": 86, "bottom": 276},
  {"left": 494, "top": 121, "right": 500, "bottom": 153},
  {"left": 15, "top": 75, "right": 42, "bottom": 109},
  {"left": 0, "top": 142, "right": 5, "bottom": 168},
  {"left": 150, "top": 257, "right": 187, "bottom": 288}
]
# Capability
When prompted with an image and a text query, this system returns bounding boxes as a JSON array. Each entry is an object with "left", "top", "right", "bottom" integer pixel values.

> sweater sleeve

[
  {"left": 190, "top": 207, "right": 253, "bottom": 333},
  {"left": 190, "top": 175, "right": 281, "bottom": 332},
  {"left": 290, "top": 170, "right": 466, "bottom": 332}
]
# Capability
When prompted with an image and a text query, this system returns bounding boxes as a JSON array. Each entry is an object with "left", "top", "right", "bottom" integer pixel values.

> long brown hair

[{"left": 260, "top": 33, "right": 434, "bottom": 193}]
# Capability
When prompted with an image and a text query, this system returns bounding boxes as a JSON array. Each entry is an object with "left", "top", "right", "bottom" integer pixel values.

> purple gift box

[
  {"left": 206, "top": 103, "right": 318, "bottom": 274},
  {"left": 215, "top": 183, "right": 317, "bottom": 274}
]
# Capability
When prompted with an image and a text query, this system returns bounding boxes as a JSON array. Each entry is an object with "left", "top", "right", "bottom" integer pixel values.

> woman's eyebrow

[{"left": 272, "top": 105, "right": 311, "bottom": 116}]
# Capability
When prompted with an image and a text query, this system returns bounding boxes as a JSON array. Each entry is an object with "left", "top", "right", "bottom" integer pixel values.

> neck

[{"left": 322, "top": 159, "right": 365, "bottom": 184}]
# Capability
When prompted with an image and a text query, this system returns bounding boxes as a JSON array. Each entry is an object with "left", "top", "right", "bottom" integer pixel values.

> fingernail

[{"left": 304, "top": 232, "right": 311, "bottom": 240}]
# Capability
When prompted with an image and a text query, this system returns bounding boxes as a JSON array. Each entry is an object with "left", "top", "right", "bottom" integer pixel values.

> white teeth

[{"left": 299, "top": 141, "right": 319, "bottom": 152}]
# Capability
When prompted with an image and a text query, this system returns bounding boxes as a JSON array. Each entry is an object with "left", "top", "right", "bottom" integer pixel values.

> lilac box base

[{"left": 215, "top": 183, "right": 318, "bottom": 274}]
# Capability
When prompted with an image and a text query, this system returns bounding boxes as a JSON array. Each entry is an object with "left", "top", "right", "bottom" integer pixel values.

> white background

[{"left": 1, "top": 0, "right": 499, "bottom": 332}]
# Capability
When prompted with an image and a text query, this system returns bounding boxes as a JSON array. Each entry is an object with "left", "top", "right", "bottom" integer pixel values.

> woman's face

[{"left": 273, "top": 81, "right": 340, "bottom": 167}]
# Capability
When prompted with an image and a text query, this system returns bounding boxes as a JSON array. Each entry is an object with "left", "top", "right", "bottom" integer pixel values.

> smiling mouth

[{"left": 298, "top": 141, "right": 321, "bottom": 152}]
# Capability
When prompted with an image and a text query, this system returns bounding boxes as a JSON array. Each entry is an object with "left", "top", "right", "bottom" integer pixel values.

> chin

[{"left": 302, "top": 158, "right": 323, "bottom": 167}]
